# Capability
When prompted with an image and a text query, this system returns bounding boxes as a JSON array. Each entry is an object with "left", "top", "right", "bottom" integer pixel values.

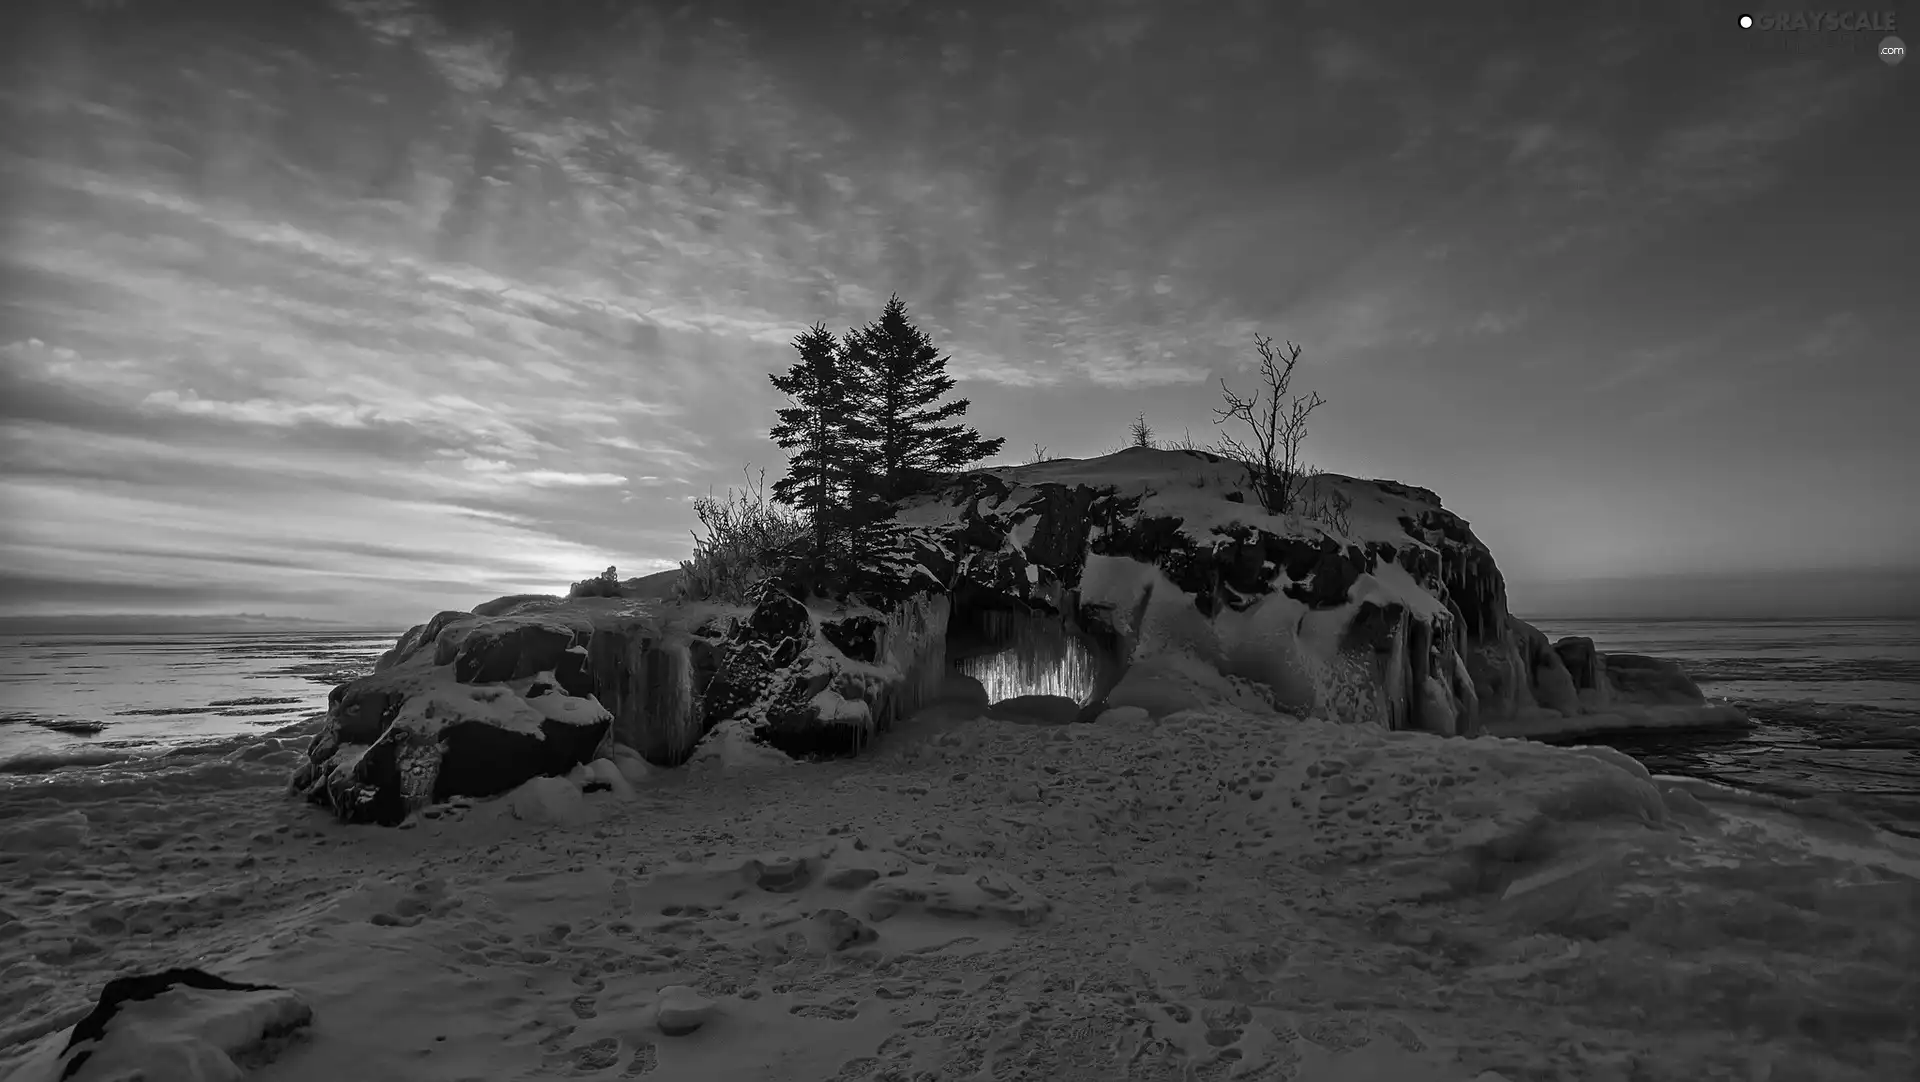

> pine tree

[
  {"left": 845, "top": 294, "right": 1005, "bottom": 506},
  {"left": 768, "top": 322, "right": 857, "bottom": 551}
]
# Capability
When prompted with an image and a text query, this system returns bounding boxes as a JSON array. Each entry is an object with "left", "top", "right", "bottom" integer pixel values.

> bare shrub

[
  {"left": 1302, "top": 474, "right": 1354, "bottom": 536},
  {"left": 1166, "top": 427, "right": 1212, "bottom": 453},
  {"left": 1213, "top": 333, "right": 1325, "bottom": 515},
  {"left": 672, "top": 466, "right": 811, "bottom": 604},
  {"left": 568, "top": 566, "right": 623, "bottom": 598}
]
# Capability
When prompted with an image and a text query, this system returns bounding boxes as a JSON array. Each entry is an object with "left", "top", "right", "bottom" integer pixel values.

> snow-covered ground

[{"left": 2, "top": 699, "right": 1915, "bottom": 1082}]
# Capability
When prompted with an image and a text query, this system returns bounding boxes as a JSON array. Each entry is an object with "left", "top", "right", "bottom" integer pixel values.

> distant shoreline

[
  {"left": 1518, "top": 614, "right": 1919, "bottom": 625},
  {"left": 1, "top": 612, "right": 1911, "bottom": 638},
  {"left": 0, "top": 620, "right": 408, "bottom": 637}
]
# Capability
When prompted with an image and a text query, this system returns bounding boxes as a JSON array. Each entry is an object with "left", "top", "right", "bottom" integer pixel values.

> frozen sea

[
  {"left": 1526, "top": 616, "right": 1920, "bottom": 837},
  {"left": 0, "top": 630, "right": 397, "bottom": 774},
  {"left": 2, "top": 617, "right": 1916, "bottom": 835}
]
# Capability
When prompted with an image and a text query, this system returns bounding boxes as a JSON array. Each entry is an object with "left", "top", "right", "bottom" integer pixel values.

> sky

[{"left": 0, "top": 0, "right": 1915, "bottom": 627}]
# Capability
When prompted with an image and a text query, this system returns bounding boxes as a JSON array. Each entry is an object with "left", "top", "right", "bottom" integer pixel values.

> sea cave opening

[{"left": 944, "top": 606, "right": 1116, "bottom": 723}]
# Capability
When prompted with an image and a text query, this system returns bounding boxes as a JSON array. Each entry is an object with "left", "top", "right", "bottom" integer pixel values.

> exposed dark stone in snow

[
  {"left": 813, "top": 908, "right": 878, "bottom": 951},
  {"left": 448, "top": 621, "right": 594, "bottom": 696},
  {"left": 987, "top": 695, "right": 1083, "bottom": 724},
  {"left": 324, "top": 685, "right": 403, "bottom": 745},
  {"left": 819, "top": 614, "right": 884, "bottom": 662},
  {"left": 1600, "top": 653, "right": 1708, "bottom": 704},
  {"left": 434, "top": 717, "right": 611, "bottom": 805},
  {"left": 373, "top": 609, "right": 468, "bottom": 672},
  {"left": 48, "top": 968, "right": 310, "bottom": 1082},
  {"left": 1554, "top": 636, "right": 1602, "bottom": 689},
  {"left": 1340, "top": 600, "right": 1408, "bottom": 655}
]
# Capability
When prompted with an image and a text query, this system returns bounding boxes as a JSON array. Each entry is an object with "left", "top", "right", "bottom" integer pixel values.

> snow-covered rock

[
  {"left": 0, "top": 811, "right": 90, "bottom": 853},
  {"left": 300, "top": 448, "right": 1739, "bottom": 825},
  {"left": 5, "top": 968, "right": 311, "bottom": 1082},
  {"left": 290, "top": 612, "right": 618, "bottom": 824},
  {"left": 505, "top": 774, "right": 598, "bottom": 827},
  {"left": 579, "top": 756, "right": 636, "bottom": 798},
  {"left": 875, "top": 447, "right": 1740, "bottom": 739},
  {"left": 653, "top": 985, "right": 719, "bottom": 1037}
]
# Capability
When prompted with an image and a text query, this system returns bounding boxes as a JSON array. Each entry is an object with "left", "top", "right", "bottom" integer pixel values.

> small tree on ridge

[{"left": 1128, "top": 412, "right": 1155, "bottom": 448}]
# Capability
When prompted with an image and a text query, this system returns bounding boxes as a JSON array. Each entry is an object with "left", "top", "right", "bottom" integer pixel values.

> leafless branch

[{"left": 1212, "top": 334, "right": 1325, "bottom": 514}]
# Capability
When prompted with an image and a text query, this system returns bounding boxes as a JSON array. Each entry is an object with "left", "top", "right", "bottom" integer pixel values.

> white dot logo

[
  {"left": 1739, "top": 14, "right": 1755, "bottom": 29},
  {"left": 1883, "top": 35, "right": 1907, "bottom": 66}
]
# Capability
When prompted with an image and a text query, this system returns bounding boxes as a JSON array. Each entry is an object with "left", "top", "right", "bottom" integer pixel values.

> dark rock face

[
  {"left": 1555, "top": 636, "right": 1603, "bottom": 690},
  {"left": 819, "top": 614, "right": 884, "bottom": 663},
  {"left": 470, "top": 594, "right": 566, "bottom": 618},
  {"left": 374, "top": 609, "right": 467, "bottom": 672},
  {"left": 433, "top": 717, "right": 611, "bottom": 804},
  {"left": 745, "top": 589, "right": 813, "bottom": 663},
  {"left": 698, "top": 590, "right": 946, "bottom": 761},
  {"left": 1602, "top": 653, "right": 1707, "bottom": 705},
  {"left": 450, "top": 622, "right": 593, "bottom": 695}
]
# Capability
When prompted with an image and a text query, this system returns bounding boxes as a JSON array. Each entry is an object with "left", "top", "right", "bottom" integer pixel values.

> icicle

[
  {"left": 643, "top": 641, "right": 701, "bottom": 762},
  {"left": 953, "top": 610, "right": 1101, "bottom": 705},
  {"left": 876, "top": 594, "right": 951, "bottom": 722}
]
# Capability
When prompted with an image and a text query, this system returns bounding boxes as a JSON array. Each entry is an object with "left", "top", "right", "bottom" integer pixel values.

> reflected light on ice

[{"left": 954, "top": 638, "right": 1099, "bottom": 704}]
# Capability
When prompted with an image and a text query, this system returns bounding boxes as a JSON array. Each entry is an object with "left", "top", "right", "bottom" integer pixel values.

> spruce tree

[
  {"left": 768, "top": 322, "right": 856, "bottom": 551},
  {"left": 846, "top": 294, "right": 1004, "bottom": 505}
]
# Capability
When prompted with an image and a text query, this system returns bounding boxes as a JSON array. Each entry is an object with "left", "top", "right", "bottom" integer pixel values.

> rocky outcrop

[
  {"left": 292, "top": 607, "right": 617, "bottom": 824},
  {"left": 295, "top": 448, "right": 1739, "bottom": 824},
  {"left": 293, "top": 588, "right": 953, "bottom": 822},
  {"left": 880, "top": 448, "right": 1737, "bottom": 740},
  {"left": 1480, "top": 633, "right": 1751, "bottom": 741}
]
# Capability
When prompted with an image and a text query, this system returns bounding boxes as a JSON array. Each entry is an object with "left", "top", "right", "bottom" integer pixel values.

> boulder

[
  {"left": 507, "top": 775, "right": 599, "bottom": 827},
  {"left": 812, "top": 908, "right": 879, "bottom": 952},
  {"left": 8, "top": 968, "right": 311, "bottom": 1082},
  {"left": 654, "top": 985, "right": 719, "bottom": 1037},
  {"left": 1602, "top": 652, "right": 1708, "bottom": 706},
  {"left": 291, "top": 614, "right": 615, "bottom": 825}
]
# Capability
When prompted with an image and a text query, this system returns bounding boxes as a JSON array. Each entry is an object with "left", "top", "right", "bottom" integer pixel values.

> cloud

[
  {"left": 1311, "top": 33, "right": 1387, "bottom": 86},
  {"left": 1639, "top": 61, "right": 1880, "bottom": 212},
  {"left": 0, "top": 474, "right": 626, "bottom": 618},
  {"left": 455, "top": 456, "right": 622, "bottom": 485},
  {"left": 1796, "top": 312, "right": 1872, "bottom": 360},
  {"left": 0, "top": 570, "right": 349, "bottom": 610},
  {"left": 2, "top": 0, "right": 1910, "bottom": 620}
]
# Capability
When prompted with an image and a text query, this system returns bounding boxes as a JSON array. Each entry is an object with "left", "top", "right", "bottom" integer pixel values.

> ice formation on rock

[{"left": 950, "top": 609, "right": 1102, "bottom": 706}]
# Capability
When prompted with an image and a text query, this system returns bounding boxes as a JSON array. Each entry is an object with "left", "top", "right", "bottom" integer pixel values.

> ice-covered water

[
  {"left": 1526, "top": 616, "right": 1920, "bottom": 837},
  {"left": 5, "top": 619, "right": 1916, "bottom": 837},
  {"left": 0, "top": 631, "right": 396, "bottom": 775}
]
